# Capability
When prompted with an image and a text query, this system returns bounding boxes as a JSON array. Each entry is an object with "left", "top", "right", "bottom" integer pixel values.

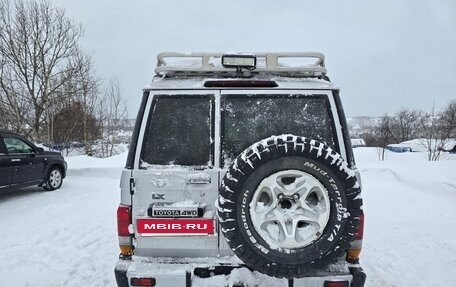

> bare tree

[
  {"left": 47, "top": 50, "right": 100, "bottom": 155},
  {"left": 0, "top": 0, "right": 84, "bottom": 141},
  {"left": 440, "top": 100, "right": 456, "bottom": 139},
  {"left": 373, "top": 114, "right": 394, "bottom": 161},
  {"left": 75, "top": 53, "right": 101, "bottom": 155},
  {"left": 52, "top": 101, "right": 100, "bottom": 155},
  {"left": 418, "top": 105, "right": 450, "bottom": 161},
  {"left": 97, "top": 78, "right": 127, "bottom": 157},
  {"left": 0, "top": 80, "right": 31, "bottom": 133},
  {"left": 390, "top": 107, "right": 422, "bottom": 143}
]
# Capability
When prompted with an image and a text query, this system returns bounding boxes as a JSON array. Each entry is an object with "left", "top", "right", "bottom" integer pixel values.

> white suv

[{"left": 115, "top": 52, "right": 366, "bottom": 287}]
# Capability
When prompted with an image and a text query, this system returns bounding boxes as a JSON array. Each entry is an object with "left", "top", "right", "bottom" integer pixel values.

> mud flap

[
  {"left": 114, "top": 262, "right": 129, "bottom": 287},
  {"left": 349, "top": 267, "right": 367, "bottom": 287}
]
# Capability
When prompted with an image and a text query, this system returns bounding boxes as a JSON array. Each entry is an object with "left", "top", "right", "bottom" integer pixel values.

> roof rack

[{"left": 155, "top": 52, "right": 327, "bottom": 78}]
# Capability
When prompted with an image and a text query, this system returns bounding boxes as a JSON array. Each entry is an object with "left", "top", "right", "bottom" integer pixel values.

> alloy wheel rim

[
  {"left": 249, "top": 170, "right": 330, "bottom": 249},
  {"left": 49, "top": 170, "right": 62, "bottom": 188}
]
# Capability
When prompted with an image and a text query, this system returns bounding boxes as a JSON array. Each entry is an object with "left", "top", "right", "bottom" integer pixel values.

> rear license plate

[{"left": 137, "top": 218, "right": 214, "bottom": 236}]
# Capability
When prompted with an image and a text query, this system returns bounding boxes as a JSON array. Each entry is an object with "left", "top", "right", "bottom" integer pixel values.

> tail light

[
  {"left": 324, "top": 281, "right": 349, "bottom": 287},
  {"left": 117, "top": 204, "right": 133, "bottom": 256},
  {"left": 131, "top": 277, "right": 156, "bottom": 286},
  {"left": 347, "top": 211, "right": 364, "bottom": 262}
]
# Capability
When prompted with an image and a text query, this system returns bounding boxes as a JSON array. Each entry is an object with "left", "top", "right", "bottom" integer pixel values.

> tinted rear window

[
  {"left": 222, "top": 94, "right": 336, "bottom": 162},
  {"left": 141, "top": 95, "right": 212, "bottom": 166}
]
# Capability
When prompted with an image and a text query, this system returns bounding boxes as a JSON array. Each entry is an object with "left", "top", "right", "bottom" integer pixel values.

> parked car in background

[
  {"left": 0, "top": 129, "right": 67, "bottom": 192},
  {"left": 351, "top": 138, "right": 366, "bottom": 148},
  {"left": 386, "top": 144, "right": 413, "bottom": 153}
]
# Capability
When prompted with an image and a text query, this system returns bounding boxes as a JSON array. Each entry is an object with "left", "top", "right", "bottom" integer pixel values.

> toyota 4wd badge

[{"left": 148, "top": 204, "right": 203, "bottom": 218}]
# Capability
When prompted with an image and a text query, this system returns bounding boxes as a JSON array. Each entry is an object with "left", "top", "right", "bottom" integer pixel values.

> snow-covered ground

[
  {"left": 0, "top": 148, "right": 455, "bottom": 286},
  {"left": 0, "top": 154, "right": 125, "bottom": 287},
  {"left": 356, "top": 148, "right": 456, "bottom": 287}
]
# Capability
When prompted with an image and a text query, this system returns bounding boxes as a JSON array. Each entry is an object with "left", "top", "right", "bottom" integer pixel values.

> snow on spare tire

[{"left": 217, "top": 135, "right": 362, "bottom": 278}]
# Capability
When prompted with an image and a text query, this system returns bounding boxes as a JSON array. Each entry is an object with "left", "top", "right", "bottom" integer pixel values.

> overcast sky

[{"left": 52, "top": 0, "right": 456, "bottom": 117}]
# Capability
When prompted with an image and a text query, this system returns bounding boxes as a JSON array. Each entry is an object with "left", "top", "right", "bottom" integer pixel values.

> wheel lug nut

[
  {"left": 293, "top": 193, "right": 299, "bottom": 200},
  {"left": 278, "top": 193, "right": 284, "bottom": 200}
]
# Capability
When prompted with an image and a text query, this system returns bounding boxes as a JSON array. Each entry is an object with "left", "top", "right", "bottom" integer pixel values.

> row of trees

[
  {"left": 358, "top": 100, "right": 456, "bottom": 161},
  {"left": 0, "top": 0, "right": 127, "bottom": 157}
]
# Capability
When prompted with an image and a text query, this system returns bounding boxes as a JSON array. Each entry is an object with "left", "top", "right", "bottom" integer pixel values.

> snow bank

[
  {"left": 354, "top": 148, "right": 456, "bottom": 287},
  {"left": 65, "top": 152, "right": 127, "bottom": 169}
]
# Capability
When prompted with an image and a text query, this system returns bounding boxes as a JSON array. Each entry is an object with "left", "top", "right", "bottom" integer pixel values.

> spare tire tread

[{"left": 218, "top": 135, "right": 362, "bottom": 278}]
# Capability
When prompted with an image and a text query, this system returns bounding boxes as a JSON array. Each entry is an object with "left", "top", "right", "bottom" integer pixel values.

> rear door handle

[
  {"left": 186, "top": 178, "right": 211, "bottom": 184},
  {"left": 185, "top": 174, "right": 212, "bottom": 184},
  {"left": 11, "top": 159, "right": 21, "bottom": 162}
]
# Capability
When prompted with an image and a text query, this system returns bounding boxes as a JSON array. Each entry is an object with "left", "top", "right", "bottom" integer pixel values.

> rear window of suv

[
  {"left": 141, "top": 95, "right": 213, "bottom": 167},
  {"left": 222, "top": 94, "right": 337, "bottom": 162}
]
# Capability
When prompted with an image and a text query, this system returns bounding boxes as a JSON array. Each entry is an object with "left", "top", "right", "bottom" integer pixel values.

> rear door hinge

[{"left": 129, "top": 177, "right": 135, "bottom": 195}]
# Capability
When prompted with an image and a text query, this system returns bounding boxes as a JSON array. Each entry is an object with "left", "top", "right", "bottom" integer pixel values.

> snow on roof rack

[{"left": 155, "top": 52, "right": 327, "bottom": 78}]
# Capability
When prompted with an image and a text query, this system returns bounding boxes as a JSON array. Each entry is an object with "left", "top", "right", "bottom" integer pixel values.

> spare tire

[{"left": 217, "top": 135, "right": 362, "bottom": 278}]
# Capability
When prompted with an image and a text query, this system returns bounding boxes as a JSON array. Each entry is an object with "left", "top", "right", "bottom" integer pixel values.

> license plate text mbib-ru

[{"left": 137, "top": 219, "right": 214, "bottom": 236}]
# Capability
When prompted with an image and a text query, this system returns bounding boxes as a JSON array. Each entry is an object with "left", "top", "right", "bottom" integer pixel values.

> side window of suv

[
  {"left": 0, "top": 137, "right": 5, "bottom": 155},
  {"left": 4, "top": 137, "right": 34, "bottom": 154},
  {"left": 141, "top": 95, "right": 213, "bottom": 167}
]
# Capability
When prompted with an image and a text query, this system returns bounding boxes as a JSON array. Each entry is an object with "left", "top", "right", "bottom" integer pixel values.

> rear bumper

[{"left": 115, "top": 257, "right": 366, "bottom": 287}]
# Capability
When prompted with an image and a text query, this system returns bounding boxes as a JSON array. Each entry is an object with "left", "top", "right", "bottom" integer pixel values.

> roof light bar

[{"left": 221, "top": 54, "right": 256, "bottom": 70}]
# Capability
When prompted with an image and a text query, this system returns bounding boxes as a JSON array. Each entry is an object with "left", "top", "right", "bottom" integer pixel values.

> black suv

[{"left": 0, "top": 129, "right": 67, "bottom": 192}]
